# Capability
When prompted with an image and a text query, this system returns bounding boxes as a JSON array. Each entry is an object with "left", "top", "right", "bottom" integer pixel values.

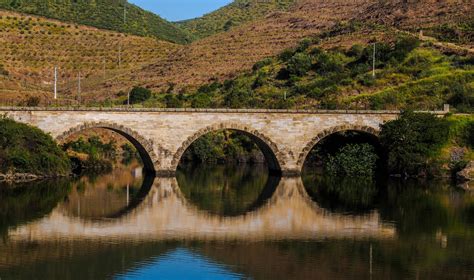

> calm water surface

[{"left": 0, "top": 163, "right": 473, "bottom": 279}]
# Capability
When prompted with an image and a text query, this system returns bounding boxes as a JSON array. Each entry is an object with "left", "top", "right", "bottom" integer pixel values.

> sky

[{"left": 128, "top": 0, "right": 233, "bottom": 22}]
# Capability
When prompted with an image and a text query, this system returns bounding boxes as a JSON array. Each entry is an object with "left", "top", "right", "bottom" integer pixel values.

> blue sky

[{"left": 128, "top": 0, "right": 233, "bottom": 22}]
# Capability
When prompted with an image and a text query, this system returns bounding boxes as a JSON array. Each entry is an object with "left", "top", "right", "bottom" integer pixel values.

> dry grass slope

[
  {"left": 0, "top": 10, "right": 179, "bottom": 102},
  {"left": 1, "top": 0, "right": 472, "bottom": 103}
]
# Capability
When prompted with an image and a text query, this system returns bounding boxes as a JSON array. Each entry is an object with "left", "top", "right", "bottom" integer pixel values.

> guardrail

[{"left": 0, "top": 106, "right": 450, "bottom": 115}]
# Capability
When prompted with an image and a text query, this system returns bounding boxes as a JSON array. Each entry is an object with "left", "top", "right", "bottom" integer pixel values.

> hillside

[
  {"left": 1, "top": 0, "right": 473, "bottom": 106},
  {"left": 75, "top": 0, "right": 472, "bottom": 101},
  {"left": 0, "top": 10, "right": 179, "bottom": 103},
  {"left": 177, "top": 0, "right": 296, "bottom": 40},
  {"left": 159, "top": 32, "right": 473, "bottom": 112},
  {"left": 0, "top": 0, "right": 191, "bottom": 44}
]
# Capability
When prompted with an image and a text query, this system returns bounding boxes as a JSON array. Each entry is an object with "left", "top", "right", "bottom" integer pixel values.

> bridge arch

[
  {"left": 297, "top": 125, "right": 380, "bottom": 172},
  {"left": 56, "top": 121, "right": 161, "bottom": 174},
  {"left": 171, "top": 123, "right": 285, "bottom": 174}
]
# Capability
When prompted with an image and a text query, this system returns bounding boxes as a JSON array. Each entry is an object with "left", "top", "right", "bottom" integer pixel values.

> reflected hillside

[
  {"left": 0, "top": 179, "right": 71, "bottom": 238},
  {"left": 57, "top": 161, "right": 146, "bottom": 219},
  {"left": 177, "top": 164, "right": 278, "bottom": 216}
]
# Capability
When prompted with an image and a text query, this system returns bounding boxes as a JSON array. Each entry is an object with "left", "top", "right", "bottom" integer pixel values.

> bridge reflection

[{"left": 8, "top": 176, "right": 395, "bottom": 242}]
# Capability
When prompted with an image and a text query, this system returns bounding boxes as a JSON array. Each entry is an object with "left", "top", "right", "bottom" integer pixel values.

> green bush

[
  {"left": 466, "top": 122, "right": 474, "bottom": 148},
  {"left": 379, "top": 111, "right": 450, "bottom": 176},
  {"left": 0, "top": 117, "right": 70, "bottom": 175},
  {"left": 63, "top": 136, "right": 117, "bottom": 161},
  {"left": 128, "top": 87, "right": 152, "bottom": 104},
  {"left": 326, "top": 144, "right": 378, "bottom": 177},
  {"left": 287, "top": 53, "right": 312, "bottom": 76},
  {"left": 181, "top": 130, "right": 260, "bottom": 164},
  {"left": 163, "top": 94, "right": 183, "bottom": 108}
]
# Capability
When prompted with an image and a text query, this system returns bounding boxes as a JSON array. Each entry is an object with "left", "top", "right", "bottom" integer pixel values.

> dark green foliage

[
  {"left": 326, "top": 144, "right": 379, "bottom": 177},
  {"left": 304, "top": 175, "right": 378, "bottom": 214},
  {"left": 466, "top": 122, "right": 474, "bottom": 148},
  {"left": 0, "top": 179, "right": 71, "bottom": 237},
  {"left": 121, "top": 143, "right": 138, "bottom": 165},
  {"left": 180, "top": 130, "right": 262, "bottom": 164},
  {"left": 63, "top": 136, "right": 117, "bottom": 161},
  {"left": 424, "top": 17, "right": 474, "bottom": 45},
  {"left": 252, "top": 58, "right": 273, "bottom": 71},
  {"left": 447, "top": 83, "right": 474, "bottom": 112},
  {"left": 0, "top": 0, "right": 191, "bottom": 43},
  {"left": 286, "top": 53, "right": 312, "bottom": 76},
  {"left": 163, "top": 94, "right": 183, "bottom": 108},
  {"left": 25, "top": 96, "right": 40, "bottom": 107},
  {"left": 0, "top": 117, "right": 71, "bottom": 175},
  {"left": 379, "top": 111, "right": 450, "bottom": 176},
  {"left": 63, "top": 136, "right": 117, "bottom": 172},
  {"left": 129, "top": 87, "right": 151, "bottom": 104},
  {"left": 177, "top": 164, "right": 271, "bottom": 216}
]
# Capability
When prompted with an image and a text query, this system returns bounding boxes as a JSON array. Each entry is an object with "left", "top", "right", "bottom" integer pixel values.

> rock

[
  {"left": 457, "top": 161, "right": 474, "bottom": 182},
  {"left": 457, "top": 182, "right": 472, "bottom": 192}
]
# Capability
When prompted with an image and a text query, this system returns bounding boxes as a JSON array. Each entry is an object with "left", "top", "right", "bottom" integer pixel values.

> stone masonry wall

[{"left": 0, "top": 108, "right": 408, "bottom": 175}]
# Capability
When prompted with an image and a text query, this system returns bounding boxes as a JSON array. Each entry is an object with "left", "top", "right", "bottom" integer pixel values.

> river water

[{"left": 0, "top": 163, "right": 473, "bottom": 279}]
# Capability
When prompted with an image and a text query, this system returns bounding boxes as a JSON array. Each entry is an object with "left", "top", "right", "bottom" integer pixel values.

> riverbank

[{"left": 0, "top": 172, "right": 71, "bottom": 184}]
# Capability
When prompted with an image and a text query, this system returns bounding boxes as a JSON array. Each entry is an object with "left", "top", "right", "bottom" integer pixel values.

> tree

[
  {"left": 128, "top": 87, "right": 151, "bottom": 104},
  {"left": 379, "top": 111, "right": 449, "bottom": 176},
  {"left": 286, "top": 53, "right": 312, "bottom": 76}
]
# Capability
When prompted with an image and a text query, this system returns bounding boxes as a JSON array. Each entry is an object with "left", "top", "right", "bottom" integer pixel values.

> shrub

[
  {"left": 286, "top": 53, "right": 312, "bottom": 76},
  {"left": 25, "top": 96, "right": 40, "bottom": 107},
  {"left": 128, "top": 87, "right": 151, "bottom": 104},
  {"left": 326, "top": 143, "right": 378, "bottom": 177},
  {"left": 163, "top": 94, "right": 183, "bottom": 108},
  {"left": 379, "top": 111, "right": 450, "bottom": 176},
  {"left": 0, "top": 117, "right": 70, "bottom": 175},
  {"left": 466, "top": 122, "right": 474, "bottom": 148},
  {"left": 252, "top": 58, "right": 273, "bottom": 71}
]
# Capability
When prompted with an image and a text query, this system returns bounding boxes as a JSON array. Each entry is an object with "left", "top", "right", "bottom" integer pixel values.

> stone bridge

[{"left": 0, "top": 107, "right": 447, "bottom": 176}]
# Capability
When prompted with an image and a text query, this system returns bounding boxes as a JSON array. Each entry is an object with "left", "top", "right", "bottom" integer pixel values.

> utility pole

[
  {"left": 54, "top": 66, "right": 57, "bottom": 99},
  {"left": 77, "top": 72, "right": 81, "bottom": 104},
  {"left": 127, "top": 88, "right": 130, "bottom": 107},
  {"left": 372, "top": 43, "right": 376, "bottom": 78}
]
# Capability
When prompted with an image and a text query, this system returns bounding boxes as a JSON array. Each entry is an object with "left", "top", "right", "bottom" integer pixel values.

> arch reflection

[
  {"left": 57, "top": 161, "right": 155, "bottom": 220},
  {"left": 176, "top": 164, "right": 280, "bottom": 216}
]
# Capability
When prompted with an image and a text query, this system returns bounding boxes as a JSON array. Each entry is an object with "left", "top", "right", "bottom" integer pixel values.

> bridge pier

[{"left": 280, "top": 169, "right": 301, "bottom": 177}]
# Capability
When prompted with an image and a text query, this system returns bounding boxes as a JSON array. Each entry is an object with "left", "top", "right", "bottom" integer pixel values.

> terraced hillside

[
  {"left": 178, "top": 0, "right": 296, "bottom": 40},
  {"left": 1, "top": 0, "right": 473, "bottom": 105},
  {"left": 80, "top": 0, "right": 472, "bottom": 101},
  {"left": 0, "top": 10, "right": 179, "bottom": 102},
  {"left": 0, "top": 0, "right": 191, "bottom": 43},
  {"left": 85, "top": 0, "right": 373, "bottom": 99}
]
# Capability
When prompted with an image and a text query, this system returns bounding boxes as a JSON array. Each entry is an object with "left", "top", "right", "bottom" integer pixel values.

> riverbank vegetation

[
  {"left": 179, "top": 130, "right": 263, "bottom": 165},
  {"left": 0, "top": 116, "right": 71, "bottom": 179},
  {"left": 62, "top": 135, "right": 140, "bottom": 173}
]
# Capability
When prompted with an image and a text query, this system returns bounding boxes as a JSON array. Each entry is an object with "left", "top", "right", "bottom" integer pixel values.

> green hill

[
  {"left": 147, "top": 25, "right": 473, "bottom": 112},
  {"left": 0, "top": 0, "right": 191, "bottom": 44},
  {"left": 177, "top": 0, "right": 296, "bottom": 40}
]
